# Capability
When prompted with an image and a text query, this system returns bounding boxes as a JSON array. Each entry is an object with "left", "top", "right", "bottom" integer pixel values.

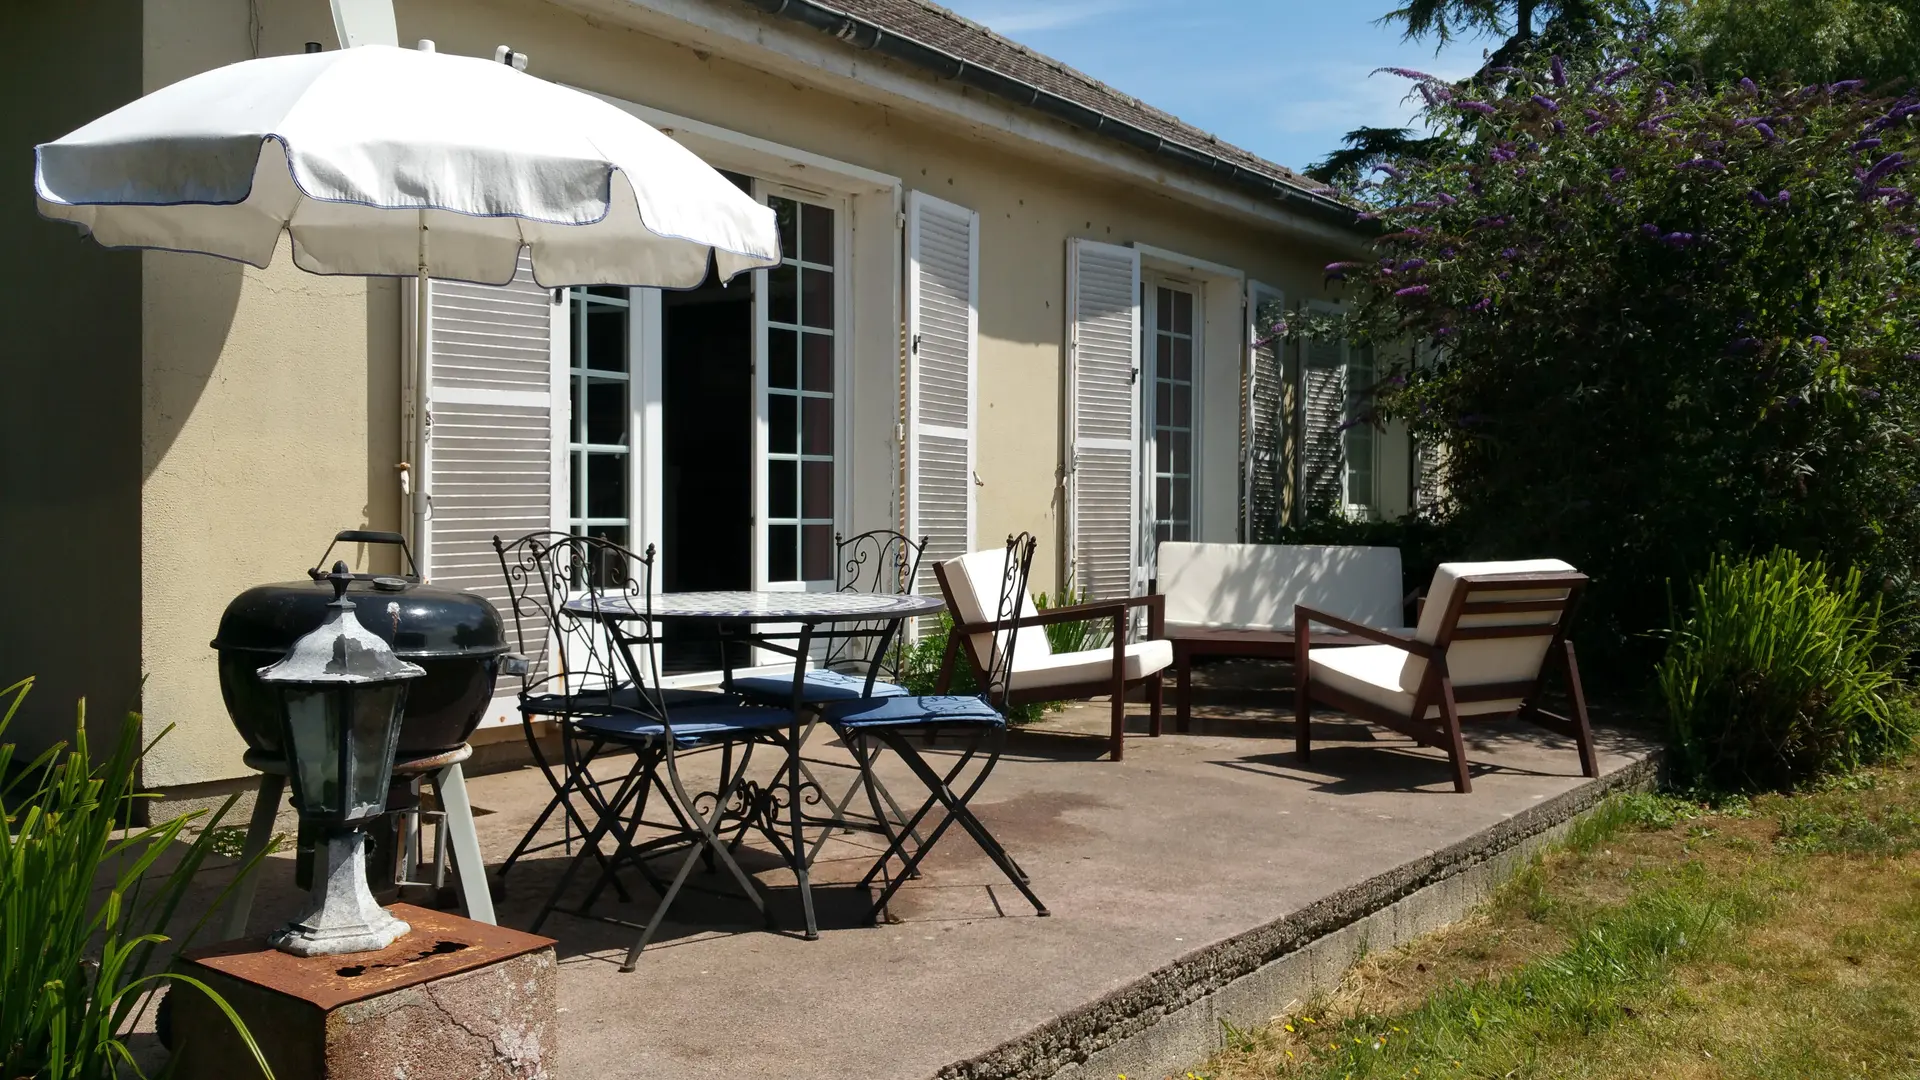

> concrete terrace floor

[{"left": 193, "top": 661, "right": 1655, "bottom": 1080}]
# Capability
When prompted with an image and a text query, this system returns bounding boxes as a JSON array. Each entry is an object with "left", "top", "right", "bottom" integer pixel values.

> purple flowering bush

[{"left": 1321, "top": 52, "right": 1920, "bottom": 666}]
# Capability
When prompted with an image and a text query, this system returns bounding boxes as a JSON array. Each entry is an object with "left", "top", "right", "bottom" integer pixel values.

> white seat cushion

[
  {"left": 1308, "top": 643, "right": 1523, "bottom": 720},
  {"left": 941, "top": 548, "right": 1054, "bottom": 670},
  {"left": 1157, "top": 542, "right": 1404, "bottom": 631},
  {"left": 1009, "top": 639, "right": 1173, "bottom": 692}
]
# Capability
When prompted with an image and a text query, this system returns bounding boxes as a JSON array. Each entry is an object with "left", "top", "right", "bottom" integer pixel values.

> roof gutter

[{"left": 739, "top": 0, "right": 1362, "bottom": 230}]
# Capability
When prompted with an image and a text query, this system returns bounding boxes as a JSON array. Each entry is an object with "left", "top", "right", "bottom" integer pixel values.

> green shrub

[
  {"left": 1304, "top": 51, "right": 1920, "bottom": 675},
  {"left": 0, "top": 677, "right": 272, "bottom": 1080},
  {"left": 897, "top": 611, "right": 1057, "bottom": 725},
  {"left": 1658, "top": 550, "right": 1916, "bottom": 792}
]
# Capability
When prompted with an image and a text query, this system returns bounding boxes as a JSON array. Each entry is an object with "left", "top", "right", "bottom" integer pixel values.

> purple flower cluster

[
  {"left": 1456, "top": 100, "right": 1497, "bottom": 116},
  {"left": 1532, "top": 95, "right": 1560, "bottom": 113},
  {"left": 1551, "top": 56, "right": 1567, "bottom": 88},
  {"left": 1677, "top": 158, "right": 1727, "bottom": 171},
  {"left": 1394, "top": 285, "right": 1431, "bottom": 298}
]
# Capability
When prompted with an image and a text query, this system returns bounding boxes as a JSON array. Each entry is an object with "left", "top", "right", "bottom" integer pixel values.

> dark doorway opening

[{"left": 661, "top": 256, "right": 754, "bottom": 674}]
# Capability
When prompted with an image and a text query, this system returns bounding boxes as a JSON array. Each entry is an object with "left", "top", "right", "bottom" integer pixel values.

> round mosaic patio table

[
  {"left": 563, "top": 589, "right": 945, "bottom": 623},
  {"left": 559, "top": 588, "right": 946, "bottom": 942}
]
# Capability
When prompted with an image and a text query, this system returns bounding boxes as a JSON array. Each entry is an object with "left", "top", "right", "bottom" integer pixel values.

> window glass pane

[
  {"left": 769, "top": 460, "right": 797, "bottom": 518},
  {"left": 768, "top": 263, "right": 798, "bottom": 325},
  {"left": 1172, "top": 337, "right": 1193, "bottom": 382},
  {"left": 768, "top": 329, "right": 798, "bottom": 390},
  {"left": 802, "top": 396, "right": 833, "bottom": 455},
  {"left": 570, "top": 452, "right": 584, "bottom": 522},
  {"left": 1155, "top": 435, "right": 1170, "bottom": 472},
  {"left": 1171, "top": 383, "right": 1190, "bottom": 424},
  {"left": 770, "top": 394, "right": 797, "bottom": 455},
  {"left": 1156, "top": 287, "right": 1172, "bottom": 329},
  {"left": 770, "top": 525, "right": 798, "bottom": 582},
  {"left": 802, "top": 333, "right": 833, "bottom": 392},
  {"left": 586, "top": 379, "right": 627, "bottom": 446},
  {"left": 1170, "top": 478, "right": 1190, "bottom": 522},
  {"left": 1155, "top": 381, "right": 1171, "bottom": 423},
  {"left": 1155, "top": 334, "right": 1172, "bottom": 370},
  {"left": 1173, "top": 289, "right": 1193, "bottom": 334},
  {"left": 586, "top": 524, "right": 628, "bottom": 550},
  {"left": 1156, "top": 476, "right": 1171, "bottom": 515},
  {"left": 585, "top": 302, "right": 627, "bottom": 371},
  {"left": 587, "top": 453, "right": 627, "bottom": 519},
  {"left": 1171, "top": 434, "right": 1190, "bottom": 476},
  {"left": 801, "top": 203, "right": 834, "bottom": 266},
  {"left": 801, "top": 268, "right": 834, "bottom": 329},
  {"left": 802, "top": 524, "right": 833, "bottom": 581},
  {"left": 802, "top": 460, "right": 832, "bottom": 518},
  {"left": 772, "top": 196, "right": 797, "bottom": 260}
]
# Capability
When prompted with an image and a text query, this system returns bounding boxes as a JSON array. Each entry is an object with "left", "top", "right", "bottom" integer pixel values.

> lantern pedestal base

[
  {"left": 271, "top": 831, "right": 410, "bottom": 956},
  {"left": 168, "top": 904, "right": 556, "bottom": 1080}
]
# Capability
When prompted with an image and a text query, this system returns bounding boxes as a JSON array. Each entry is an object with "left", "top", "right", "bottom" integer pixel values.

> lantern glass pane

[
  {"left": 346, "top": 684, "right": 406, "bottom": 822},
  {"left": 284, "top": 688, "right": 342, "bottom": 819}
]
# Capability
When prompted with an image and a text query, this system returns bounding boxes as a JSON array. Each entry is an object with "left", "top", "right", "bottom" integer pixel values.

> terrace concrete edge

[{"left": 938, "top": 751, "right": 1665, "bottom": 1080}]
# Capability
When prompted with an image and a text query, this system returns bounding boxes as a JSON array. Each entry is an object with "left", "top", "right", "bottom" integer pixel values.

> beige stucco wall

[
  {"left": 136, "top": 0, "right": 404, "bottom": 788},
  {"left": 124, "top": 0, "right": 1373, "bottom": 788},
  {"left": 3, "top": 0, "right": 144, "bottom": 762},
  {"left": 393, "top": 0, "right": 1357, "bottom": 555}
]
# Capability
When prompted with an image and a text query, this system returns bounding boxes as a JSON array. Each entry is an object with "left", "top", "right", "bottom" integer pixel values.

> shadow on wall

[{"left": 141, "top": 257, "right": 243, "bottom": 482}]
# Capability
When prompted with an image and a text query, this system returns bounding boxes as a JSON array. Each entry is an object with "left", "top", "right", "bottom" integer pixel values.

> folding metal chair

[
  {"left": 505, "top": 537, "right": 796, "bottom": 969},
  {"left": 822, "top": 533, "right": 1051, "bottom": 924}
]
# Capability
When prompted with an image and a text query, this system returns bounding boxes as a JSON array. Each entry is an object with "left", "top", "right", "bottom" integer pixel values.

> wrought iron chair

[
  {"left": 823, "top": 533, "right": 1051, "bottom": 924},
  {"left": 728, "top": 530, "right": 928, "bottom": 705},
  {"left": 498, "top": 535, "right": 797, "bottom": 969},
  {"left": 489, "top": 532, "right": 762, "bottom": 900}
]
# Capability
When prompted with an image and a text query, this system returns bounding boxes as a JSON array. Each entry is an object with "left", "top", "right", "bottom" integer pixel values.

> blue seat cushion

[
  {"left": 731, "top": 669, "right": 910, "bottom": 704},
  {"left": 821, "top": 695, "right": 1005, "bottom": 731},
  {"left": 573, "top": 701, "right": 797, "bottom": 748},
  {"left": 521, "top": 686, "right": 730, "bottom": 718}
]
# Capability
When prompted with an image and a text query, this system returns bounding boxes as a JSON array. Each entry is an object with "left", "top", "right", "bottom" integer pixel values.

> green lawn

[{"left": 1194, "top": 759, "right": 1920, "bottom": 1080}]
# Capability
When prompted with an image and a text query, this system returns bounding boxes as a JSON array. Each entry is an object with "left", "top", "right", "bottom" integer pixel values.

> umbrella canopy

[{"left": 33, "top": 42, "right": 780, "bottom": 286}]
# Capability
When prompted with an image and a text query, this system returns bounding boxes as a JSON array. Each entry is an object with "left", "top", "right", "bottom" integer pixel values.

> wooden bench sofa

[{"left": 1152, "top": 542, "right": 1410, "bottom": 729}]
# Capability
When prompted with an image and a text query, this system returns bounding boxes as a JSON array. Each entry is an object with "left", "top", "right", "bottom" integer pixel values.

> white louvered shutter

[
  {"left": 1242, "top": 283, "right": 1285, "bottom": 541},
  {"left": 420, "top": 255, "right": 562, "bottom": 724},
  {"left": 1067, "top": 239, "right": 1141, "bottom": 601},
  {"left": 906, "top": 191, "right": 979, "bottom": 594},
  {"left": 1299, "top": 329, "right": 1347, "bottom": 514}
]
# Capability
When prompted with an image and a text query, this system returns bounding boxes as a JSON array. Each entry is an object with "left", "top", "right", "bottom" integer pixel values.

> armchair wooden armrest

[{"left": 1294, "top": 605, "right": 1431, "bottom": 656}]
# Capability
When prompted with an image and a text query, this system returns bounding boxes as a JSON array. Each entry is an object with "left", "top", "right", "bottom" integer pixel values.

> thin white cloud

[{"left": 1269, "top": 57, "right": 1482, "bottom": 137}]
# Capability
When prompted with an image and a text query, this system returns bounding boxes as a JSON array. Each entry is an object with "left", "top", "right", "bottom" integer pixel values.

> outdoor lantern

[{"left": 256, "top": 561, "right": 425, "bottom": 956}]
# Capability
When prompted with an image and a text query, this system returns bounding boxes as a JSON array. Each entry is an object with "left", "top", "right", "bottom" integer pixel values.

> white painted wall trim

[
  {"left": 577, "top": 86, "right": 901, "bottom": 195},
  {"left": 1135, "top": 244, "right": 1247, "bottom": 282}
]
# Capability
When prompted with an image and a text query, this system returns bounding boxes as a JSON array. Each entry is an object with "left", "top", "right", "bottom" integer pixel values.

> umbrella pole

[{"left": 408, "top": 211, "right": 431, "bottom": 574}]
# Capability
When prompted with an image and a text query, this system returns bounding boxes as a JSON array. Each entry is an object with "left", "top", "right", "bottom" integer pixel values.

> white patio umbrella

[{"left": 34, "top": 40, "right": 781, "bottom": 542}]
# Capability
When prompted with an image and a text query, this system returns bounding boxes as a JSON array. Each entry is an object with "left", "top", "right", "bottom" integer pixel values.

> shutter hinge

[
  {"left": 911, "top": 333, "right": 921, "bottom": 355},
  {"left": 1129, "top": 367, "right": 1139, "bottom": 385}
]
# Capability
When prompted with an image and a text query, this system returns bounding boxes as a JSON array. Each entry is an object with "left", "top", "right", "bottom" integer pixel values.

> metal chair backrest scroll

[
  {"left": 822, "top": 530, "right": 929, "bottom": 684},
  {"left": 978, "top": 532, "right": 1038, "bottom": 713},
  {"left": 492, "top": 531, "right": 662, "bottom": 720}
]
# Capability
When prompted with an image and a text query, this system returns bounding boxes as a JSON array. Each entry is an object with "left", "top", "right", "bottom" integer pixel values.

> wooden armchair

[
  {"left": 1294, "top": 559, "right": 1597, "bottom": 793},
  {"left": 932, "top": 548, "right": 1170, "bottom": 761}
]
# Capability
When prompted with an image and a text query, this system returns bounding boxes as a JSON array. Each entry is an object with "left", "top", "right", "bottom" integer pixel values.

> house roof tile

[{"left": 768, "top": 0, "right": 1340, "bottom": 206}]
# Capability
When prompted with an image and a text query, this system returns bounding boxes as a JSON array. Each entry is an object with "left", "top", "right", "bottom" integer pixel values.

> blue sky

[{"left": 935, "top": 0, "right": 1493, "bottom": 174}]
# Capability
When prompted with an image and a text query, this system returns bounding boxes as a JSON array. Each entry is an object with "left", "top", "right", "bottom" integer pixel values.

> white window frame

[
  {"left": 752, "top": 180, "right": 856, "bottom": 593},
  {"left": 1141, "top": 274, "right": 1203, "bottom": 549}
]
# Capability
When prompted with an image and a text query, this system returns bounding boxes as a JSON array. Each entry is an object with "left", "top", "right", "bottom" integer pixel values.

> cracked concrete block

[{"left": 168, "top": 903, "right": 556, "bottom": 1080}]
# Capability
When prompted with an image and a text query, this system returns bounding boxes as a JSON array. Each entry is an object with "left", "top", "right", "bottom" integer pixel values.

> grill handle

[{"left": 310, "top": 529, "right": 421, "bottom": 582}]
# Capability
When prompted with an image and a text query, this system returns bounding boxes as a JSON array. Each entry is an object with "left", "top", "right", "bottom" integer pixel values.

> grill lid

[{"left": 211, "top": 531, "right": 506, "bottom": 660}]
